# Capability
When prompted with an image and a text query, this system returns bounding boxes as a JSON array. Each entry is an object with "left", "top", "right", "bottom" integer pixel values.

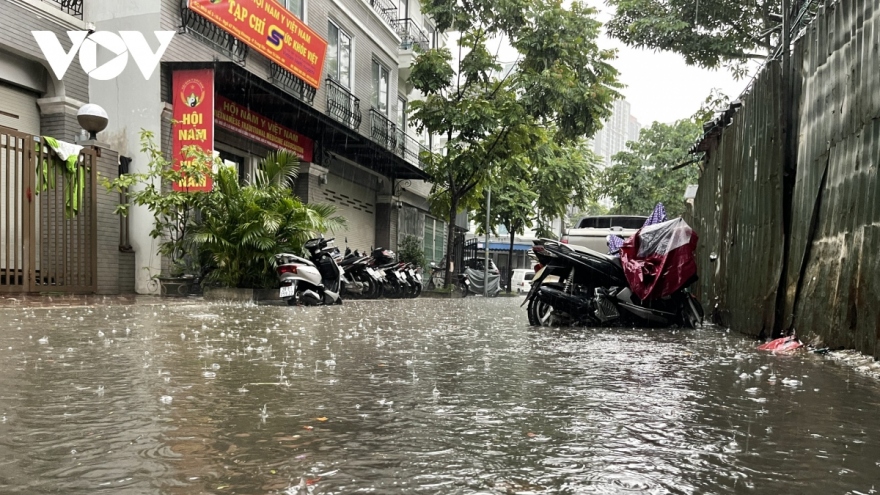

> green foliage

[
  {"left": 101, "top": 130, "right": 212, "bottom": 276},
  {"left": 600, "top": 119, "right": 702, "bottom": 218},
  {"left": 191, "top": 152, "right": 345, "bottom": 289},
  {"left": 411, "top": 0, "right": 620, "bottom": 284},
  {"left": 102, "top": 132, "right": 343, "bottom": 287},
  {"left": 604, "top": 0, "right": 792, "bottom": 77},
  {"left": 473, "top": 131, "right": 600, "bottom": 240},
  {"left": 397, "top": 234, "right": 427, "bottom": 270},
  {"left": 692, "top": 87, "right": 732, "bottom": 124}
]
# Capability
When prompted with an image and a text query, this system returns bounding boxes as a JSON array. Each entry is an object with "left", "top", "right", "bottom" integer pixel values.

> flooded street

[{"left": 0, "top": 297, "right": 878, "bottom": 494}]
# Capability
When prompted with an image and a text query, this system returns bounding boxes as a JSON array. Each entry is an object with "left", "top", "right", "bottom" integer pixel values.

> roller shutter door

[
  {"left": 0, "top": 83, "right": 40, "bottom": 135},
  {"left": 319, "top": 174, "right": 376, "bottom": 252}
]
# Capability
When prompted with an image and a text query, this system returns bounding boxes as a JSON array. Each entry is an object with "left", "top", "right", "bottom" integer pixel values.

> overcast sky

[{"left": 584, "top": 1, "right": 747, "bottom": 126}]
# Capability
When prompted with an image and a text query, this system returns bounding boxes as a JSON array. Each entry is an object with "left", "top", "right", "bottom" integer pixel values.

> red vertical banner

[{"left": 172, "top": 69, "right": 214, "bottom": 191}]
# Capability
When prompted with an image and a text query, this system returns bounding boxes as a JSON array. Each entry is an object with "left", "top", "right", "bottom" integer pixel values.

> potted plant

[
  {"left": 102, "top": 129, "right": 215, "bottom": 296},
  {"left": 192, "top": 150, "right": 344, "bottom": 295}
]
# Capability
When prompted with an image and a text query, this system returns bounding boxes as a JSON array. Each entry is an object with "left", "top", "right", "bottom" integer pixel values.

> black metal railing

[
  {"left": 269, "top": 63, "right": 316, "bottom": 105},
  {"left": 368, "top": 0, "right": 399, "bottom": 28},
  {"left": 42, "top": 0, "right": 83, "bottom": 19},
  {"left": 180, "top": 0, "right": 248, "bottom": 65},
  {"left": 391, "top": 18, "right": 430, "bottom": 51},
  {"left": 326, "top": 78, "right": 362, "bottom": 131},
  {"left": 395, "top": 128, "right": 428, "bottom": 168},
  {"left": 370, "top": 108, "right": 397, "bottom": 151}
]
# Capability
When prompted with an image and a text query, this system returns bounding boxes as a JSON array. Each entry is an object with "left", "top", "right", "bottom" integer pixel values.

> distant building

[{"left": 589, "top": 99, "right": 642, "bottom": 169}]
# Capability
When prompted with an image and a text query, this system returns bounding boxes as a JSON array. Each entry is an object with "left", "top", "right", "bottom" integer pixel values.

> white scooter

[{"left": 275, "top": 237, "right": 344, "bottom": 306}]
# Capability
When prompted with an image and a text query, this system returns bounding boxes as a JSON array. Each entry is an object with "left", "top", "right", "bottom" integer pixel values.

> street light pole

[{"left": 484, "top": 187, "right": 491, "bottom": 297}]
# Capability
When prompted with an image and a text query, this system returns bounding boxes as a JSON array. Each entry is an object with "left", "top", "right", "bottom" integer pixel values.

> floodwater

[{"left": 0, "top": 298, "right": 878, "bottom": 494}]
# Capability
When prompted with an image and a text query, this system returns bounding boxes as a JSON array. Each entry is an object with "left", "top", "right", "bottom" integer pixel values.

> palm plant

[{"left": 192, "top": 151, "right": 344, "bottom": 289}]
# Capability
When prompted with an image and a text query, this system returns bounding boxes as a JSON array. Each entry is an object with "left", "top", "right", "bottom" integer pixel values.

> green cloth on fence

[{"left": 36, "top": 137, "right": 87, "bottom": 218}]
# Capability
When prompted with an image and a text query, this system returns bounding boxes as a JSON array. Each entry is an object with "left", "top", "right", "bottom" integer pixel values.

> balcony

[
  {"left": 269, "top": 63, "right": 316, "bottom": 105},
  {"left": 370, "top": 108, "right": 397, "bottom": 151},
  {"left": 391, "top": 19, "right": 430, "bottom": 51},
  {"left": 180, "top": 0, "right": 248, "bottom": 64},
  {"left": 368, "top": 0, "right": 399, "bottom": 28},
  {"left": 326, "top": 78, "right": 362, "bottom": 131},
  {"left": 395, "top": 128, "right": 429, "bottom": 169},
  {"left": 42, "top": 0, "right": 83, "bottom": 19}
]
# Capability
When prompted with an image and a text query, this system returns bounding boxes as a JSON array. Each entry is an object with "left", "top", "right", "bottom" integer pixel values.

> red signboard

[
  {"left": 215, "top": 96, "right": 314, "bottom": 161},
  {"left": 188, "top": 0, "right": 328, "bottom": 89},
  {"left": 172, "top": 69, "right": 214, "bottom": 192}
]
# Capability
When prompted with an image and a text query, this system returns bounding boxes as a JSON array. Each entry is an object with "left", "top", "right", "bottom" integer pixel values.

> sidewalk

[{"left": 0, "top": 293, "right": 194, "bottom": 309}]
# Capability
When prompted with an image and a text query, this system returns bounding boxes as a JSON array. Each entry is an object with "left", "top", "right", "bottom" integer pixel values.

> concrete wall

[
  {"left": 90, "top": 143, "right": 120, "bottom": 294},
  {"left": 87, "top": 2, "right": 164, "bottom": 293}
]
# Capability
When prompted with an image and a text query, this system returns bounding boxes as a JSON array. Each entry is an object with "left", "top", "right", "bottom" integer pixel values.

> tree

[
  {"left": 604, "top": 0, "right": 815, "bottom": 77},
  {"left": 600, "top": 119, "right": 702, "bottom": 218},
  {"left": 473, "top": 134, "right": 600, "bottom": 292},
  {"left": 692, "top": 87, "right": 732, "bottom": 124},
  {"left": 410, "top": 0, "right": 620, "bottom": 287},
  {"left": 397, "top": 234, "right": 427, "bottom": 271}
]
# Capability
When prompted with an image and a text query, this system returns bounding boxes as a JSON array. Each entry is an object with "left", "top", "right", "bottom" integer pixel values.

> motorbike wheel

[
  {"left": 679, "top": 297, "right": 700, "bottom": 329},
  {"left": 527, "top": 297, "right": 555, "bottom": 326},
  {"left": 285, "top": 297, "right": 297, "bottom": 306},
  {"left": 413, "top": 282, "right": 422, "bottom": 298},
  {"left": 459, "top": 282, "right": 469, "bottom": 298}
]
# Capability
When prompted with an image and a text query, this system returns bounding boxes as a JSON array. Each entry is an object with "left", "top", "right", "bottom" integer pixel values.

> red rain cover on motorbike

[{"left": 619, "top": 218, "right": 698, "bottom": 300}]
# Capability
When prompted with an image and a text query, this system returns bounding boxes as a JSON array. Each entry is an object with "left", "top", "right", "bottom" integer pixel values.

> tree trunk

[
  {"left": 444, "top": 197, "right": 458, "bottom": 288},
  {"left": 507, "top": 230, "right": 515, "bottom": 293}
]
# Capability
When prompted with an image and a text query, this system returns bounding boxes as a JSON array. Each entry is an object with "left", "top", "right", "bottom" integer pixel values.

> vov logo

[{"left": 32, "top": 31, "right": 175, "bottom": 81}]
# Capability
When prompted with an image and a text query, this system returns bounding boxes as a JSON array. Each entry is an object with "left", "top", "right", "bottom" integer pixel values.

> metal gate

[{"left": 0, "top": 128, "right": 98, "bottom": 293}]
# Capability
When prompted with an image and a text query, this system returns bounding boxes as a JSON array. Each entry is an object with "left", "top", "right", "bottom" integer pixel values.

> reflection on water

[{"left": 0, "top": 299, "right": 878, "bottom": 494}]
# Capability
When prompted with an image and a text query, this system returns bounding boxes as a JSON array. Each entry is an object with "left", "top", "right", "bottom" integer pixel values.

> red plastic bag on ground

[
  {"left": 757, "top": 336, "right": 803, "bottom": 352},
  {"left": 619, "top": 218, "right": 699, "bottom": 300}
]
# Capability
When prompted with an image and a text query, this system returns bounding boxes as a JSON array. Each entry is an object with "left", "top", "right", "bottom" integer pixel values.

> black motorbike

[{"left": 523, "top": 239, "right": 703, "bottom": 328}]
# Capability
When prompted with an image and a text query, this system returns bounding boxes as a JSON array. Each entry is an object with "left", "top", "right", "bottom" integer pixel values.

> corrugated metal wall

[
  {"left": 691, "top": 63, "right": 785, "bottom": 337},
  {"left": 694, "top": 0, "right": 880, "bottom": 358}
]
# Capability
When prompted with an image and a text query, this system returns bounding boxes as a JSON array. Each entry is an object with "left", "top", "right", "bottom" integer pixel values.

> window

[
  {"left": 327, "top": 21, "right": 352, "bottom": 88},
  {"left": 281, "top": 0, "right": 304, "bottom": 19},
  {"left": 397, "top": 96, "right": 407, "bottom": 129},
  {"left": 371, "top": 60, "right": 389, "bottom": 114},
  {"left": 423, "top": 217, "right": 446, "bottom": 262}
]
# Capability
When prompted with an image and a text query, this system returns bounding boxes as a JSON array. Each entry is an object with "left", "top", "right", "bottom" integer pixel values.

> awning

[{"left": 480, "top": 242, "right": 532, "bottom": 251}]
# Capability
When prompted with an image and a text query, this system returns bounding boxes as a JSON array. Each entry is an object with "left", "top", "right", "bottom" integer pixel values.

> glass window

[
  {"left": 327, "top": 21, "right": 352, "bottom": 88},
  {"left": 434, "top": 220, "right": 445, "bottom": 260},
  {"left": 372, "top": 60, "right": 389, "bottom": 114},
  {"left": 423, "top": 221, "right": 433, "bottom": 261},
  {"left": 282, "top": 0, "right": 304, "bottom": 19},
  {"left": 397, "top": 96, "right": 407, "bottom": 129},
  {"left": 423, "top": 218, "right": 447, "bottom": 262}
]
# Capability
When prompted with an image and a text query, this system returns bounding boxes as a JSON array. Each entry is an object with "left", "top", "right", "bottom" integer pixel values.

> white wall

[{"left": 87, "top": 2, "right": 163, "bottom": 294}]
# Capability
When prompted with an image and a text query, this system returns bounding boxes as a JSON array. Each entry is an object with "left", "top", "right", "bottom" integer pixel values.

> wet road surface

[{"left": 0, "top": 297, "right": 878, "bottom": 494}]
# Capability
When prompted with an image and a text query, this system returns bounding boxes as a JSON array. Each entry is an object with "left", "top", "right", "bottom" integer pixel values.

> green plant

[
  {"left": 397, "top": 234, "right": 427, "bottom": 270},
  {"left": 191, "top": 151, "right": 345, "bottom": 289},
  {"left": 101, "top": 130, "right": 213, "bottom": 276}
]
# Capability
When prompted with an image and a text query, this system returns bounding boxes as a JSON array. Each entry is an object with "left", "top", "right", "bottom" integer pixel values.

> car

[
  {"left": 510, "top": 268, "right": 535, "bottom": 294},
  {"left": 561, "top": 215, "right": 648, "bottom": 253}
]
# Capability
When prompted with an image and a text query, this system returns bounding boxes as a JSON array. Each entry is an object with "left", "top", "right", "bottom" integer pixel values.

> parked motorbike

[
  {"left": 524, "top": 220, "right": 703, "bottom": 328},
  {"left": 367, "top": 248, "right": 410, "bottom": 299},
  {"left": 339, "top": 249, "right": 383, "bottom": 299},
  {"left": 275, "top": 237, "right": 344, "bottom": 306}
]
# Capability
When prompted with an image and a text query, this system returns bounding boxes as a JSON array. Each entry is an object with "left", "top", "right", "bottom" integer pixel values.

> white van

[{"left": 510, "top": 268, "right": 535, "bottom": 294}]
